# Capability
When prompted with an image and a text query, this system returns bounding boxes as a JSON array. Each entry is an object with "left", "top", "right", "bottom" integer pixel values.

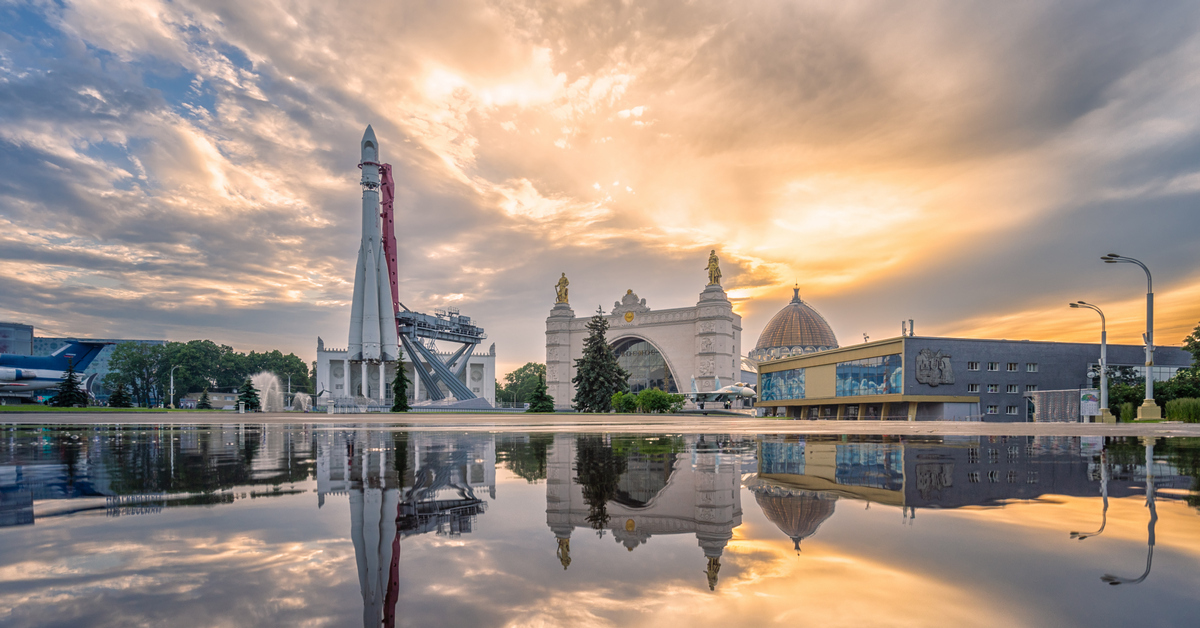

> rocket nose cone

[{"left": 361, "top": 125, "right": 378, "bottom": 161}]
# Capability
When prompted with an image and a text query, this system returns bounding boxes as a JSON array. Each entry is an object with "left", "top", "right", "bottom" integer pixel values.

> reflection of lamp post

[
  {"left": 1070, "top": 301, "right": 1114, "bottom": 423},
  {"left": 1102, "top": 439, "right": 1157, "bottom": 585},
  {"left": 1071, "top": 450, "right": 1109, "bottom": 540},
  {"left": 1101, "top": 254, "right": 1159, "bottom": 420}
]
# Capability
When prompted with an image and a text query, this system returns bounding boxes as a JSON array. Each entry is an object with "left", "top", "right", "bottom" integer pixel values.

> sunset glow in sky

[{"left": 2, "top": 1, "right": 1199, "bottom": 372}]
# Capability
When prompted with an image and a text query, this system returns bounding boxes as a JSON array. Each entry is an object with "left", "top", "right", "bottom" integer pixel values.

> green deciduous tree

[
  {"left": 571, "top": 308, "right": 629, "bottom": 412},
  {"left": 50, "top": 358, "right": 89, "bottom": 407},
  {"left": 500, "top": 362, "right": 547, "bottom": 405},
  {"left": 526, "top": 374, "right": 556, "bottom": 412},
  {"left": 237, "top": 378, "right": 261, "bottom": 411},
  {"left": 392, "top": 352, "right": 411, "bottom": 412},
  {"left": 1183, "top": 320, "right": 1200, "bottom": 368},
  {"left": 610, "top": 391, "right": 638, "bottom": 413},
  {"left": 106, "top": 342, "right": 167, "bottom": 407}
]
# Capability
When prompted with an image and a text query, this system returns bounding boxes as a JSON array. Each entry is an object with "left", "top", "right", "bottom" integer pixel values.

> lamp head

[
  {"left": 1105, "top": 253, "right": 1120, "bottom": 258},
  {"left": 1069, "top": 303, "right": 1080, "bottom": 308}
]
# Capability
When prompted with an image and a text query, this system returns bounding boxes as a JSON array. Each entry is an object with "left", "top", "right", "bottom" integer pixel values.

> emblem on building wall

[{"left": 915, "top": 349, "right": 955, "bottom": 386}]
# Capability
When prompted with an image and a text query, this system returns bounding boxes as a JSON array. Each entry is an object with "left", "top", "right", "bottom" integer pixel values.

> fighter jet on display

[
  {"left": 686, "top": 376, "right": 756, "bottom": 410},
  {"left": 0, "top": 340, "right": 110, "bottom": 400}
]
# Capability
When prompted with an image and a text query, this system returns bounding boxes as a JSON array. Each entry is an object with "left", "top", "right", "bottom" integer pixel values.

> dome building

[{"left": 750, "top": 287, "right": 839, "bottom": 363}]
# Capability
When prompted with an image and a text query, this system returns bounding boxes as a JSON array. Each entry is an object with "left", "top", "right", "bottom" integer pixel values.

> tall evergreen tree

[
  {"left": 574, "top": 435, "right": 628, "bottom": 530},
  {"left": 526, "top": 374, "right": 556, "bottom": 412},
  {"left": 237, "top": 378, "right": 261, "bottom": 411},
  {"left": 107, "top": 383, "right": 133, "bottom": 408},
  {"left": 50, "top": 358, "right": 89, "bottom": 407},
  {"left": 197, "top": 389, "right": 213, "bottom": 410},
  {"left": 571, "top": 307, "right": 629, "bottom": 412},
  {"left": 391, "top": 352, "right": 411, "bottom": 412}
]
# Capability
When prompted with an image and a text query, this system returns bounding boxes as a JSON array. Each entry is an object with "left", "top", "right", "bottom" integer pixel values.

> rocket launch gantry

[{"left": 343, "top": 125, "right": 487, "bottom": 404}]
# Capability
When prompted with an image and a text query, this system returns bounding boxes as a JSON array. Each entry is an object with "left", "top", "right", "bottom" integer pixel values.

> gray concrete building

[{"left": 757, "top": 335, "right": 1193, "bottom": 421}]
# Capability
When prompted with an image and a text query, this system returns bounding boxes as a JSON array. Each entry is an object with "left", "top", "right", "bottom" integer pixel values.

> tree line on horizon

[{"left": 100, "top": 340, "right": 311, "bottom": 408}]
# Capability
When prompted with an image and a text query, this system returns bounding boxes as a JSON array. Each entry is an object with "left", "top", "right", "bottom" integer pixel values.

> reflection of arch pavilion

[
  {"left": 545, "top": 434, "right": 743, "bottom": 589},
  {"left": 749, "top": 485, "right": 837, "bottom": 552},
  {"left": 611, "top": 337, "right": 679, "bottom": 394}
]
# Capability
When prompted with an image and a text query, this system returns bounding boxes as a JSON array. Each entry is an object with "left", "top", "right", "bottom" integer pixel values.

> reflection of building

[
  {"left": 546, "top": 276, "right": 742, "bottom": 409},
  {"left": 757, "top": 336, "right": 1194, "bottom": 421},
  {"left": 745, "top": 435, "right": 1187, "bottom": 548},
  {"left": 0, "top": 424, "right": 313, "bottom": 526},
  {"left": 314, "top": 430, "right": 495, "bottom": 627},
  {"left": 545, "top": 434, "right": 744, "bottom": 590}
]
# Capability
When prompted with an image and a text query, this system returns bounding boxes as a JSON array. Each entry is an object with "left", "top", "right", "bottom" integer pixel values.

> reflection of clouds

[{"left": 0, "top": 494, "right": 362, "bottom": 626}]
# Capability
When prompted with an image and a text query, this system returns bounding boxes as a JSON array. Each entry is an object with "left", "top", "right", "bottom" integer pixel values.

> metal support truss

[
  {"left": 400, "top": 335, "right": 445, "bottom": 401},
  {"left": 400, "top": 334, "right": 476, "bottom": 400}
]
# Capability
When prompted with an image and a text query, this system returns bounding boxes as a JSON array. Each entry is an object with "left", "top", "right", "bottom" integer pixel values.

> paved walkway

[{"left": 4, "top": 411, "right": 1199, "bottom": 437}]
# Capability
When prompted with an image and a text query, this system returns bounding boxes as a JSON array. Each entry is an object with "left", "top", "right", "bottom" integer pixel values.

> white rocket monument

[{"left": 348, "top": 125, "right": 399, "bottom": 371}]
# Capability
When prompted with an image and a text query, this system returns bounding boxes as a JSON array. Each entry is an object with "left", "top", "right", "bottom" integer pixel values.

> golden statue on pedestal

[
  {"left": 706, "top": 556, "right": 721, "bottom": 590},
  {"left": 556, "top": 537, "right": 571, "bottom": 570},
  {"left": 706, "top": 250, "right": 722, "bottom": 286},
  {"left": 554, "top": 272, "right": 569, "bottom": 304}
]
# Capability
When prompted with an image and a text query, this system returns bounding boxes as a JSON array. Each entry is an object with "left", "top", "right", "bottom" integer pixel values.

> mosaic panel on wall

[
  {"left": 835, "top": 354, "right": 903, "bottom": 397},
  {"left": 760, "top": 367, "right": 806, "bottom": 402}
]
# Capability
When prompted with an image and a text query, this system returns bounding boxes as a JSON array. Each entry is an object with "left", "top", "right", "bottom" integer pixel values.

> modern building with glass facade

[{"left": 757, "top": 335, "right": 1193, "bottom": 421}]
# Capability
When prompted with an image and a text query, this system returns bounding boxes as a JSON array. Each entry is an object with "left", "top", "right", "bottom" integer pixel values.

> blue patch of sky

[
  {"left": 0, "top": 4, "right": 64, "bottom": 48},
  {"left": 143, "top": 69, "right": 218, "bottom": 119}
]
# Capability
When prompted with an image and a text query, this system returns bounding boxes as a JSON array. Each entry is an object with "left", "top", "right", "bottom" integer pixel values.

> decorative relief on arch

[{"left": 698, "top": 357, "right": 715, "bottom": 377}]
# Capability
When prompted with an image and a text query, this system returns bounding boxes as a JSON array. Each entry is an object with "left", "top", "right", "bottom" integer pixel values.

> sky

[{"left": 1, "top": 0, "right": 1199, "bottom": 376}]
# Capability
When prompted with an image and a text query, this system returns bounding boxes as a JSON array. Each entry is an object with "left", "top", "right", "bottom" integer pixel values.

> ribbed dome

[
  {"left": 751, "top": 288, "right": 838, "bottom": 361},
  {"left": 752, "top": 488, "right": 837, "bottom": 552}
]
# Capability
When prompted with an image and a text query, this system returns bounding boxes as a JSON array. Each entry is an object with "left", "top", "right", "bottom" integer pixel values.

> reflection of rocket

[{"left": 348, "top": 125, "right": 399, "bottom": 362}]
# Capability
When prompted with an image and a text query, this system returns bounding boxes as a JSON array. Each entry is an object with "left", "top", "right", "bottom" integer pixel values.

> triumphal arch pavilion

[{"left": 545, "top": 251, "right": 742, "bottom": 409}]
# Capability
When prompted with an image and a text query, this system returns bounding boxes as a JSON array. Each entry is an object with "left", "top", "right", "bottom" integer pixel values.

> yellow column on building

[
  {"left": 908, "top": 401, "right": 918, "bottom": 422},
  {"left": 880, "top": 403, "right": 890, "bottom": 422},
  {"left": 836, "top": 404, "right": 845, "bottom": 421}
]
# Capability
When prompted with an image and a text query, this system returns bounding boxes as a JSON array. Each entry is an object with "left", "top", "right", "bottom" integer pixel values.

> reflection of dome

[
  {"left": 750, "top": 287, "right": 838, "bottom": 362},
  {"left": 753, "top": 488, "right": 837, "bottom": 552}
]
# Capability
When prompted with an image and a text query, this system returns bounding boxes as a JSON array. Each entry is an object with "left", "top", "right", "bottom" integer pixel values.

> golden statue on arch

[
  {"left": 554, "top": 272, "right": 569, "bottom": 304},
  {"left": 706, "top": 249, "right": 722, "bottom": 286}
]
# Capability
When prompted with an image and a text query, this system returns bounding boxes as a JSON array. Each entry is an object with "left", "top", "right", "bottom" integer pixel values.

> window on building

[
  {"left": 834, "top": 354, "right": 903, "bottom": 397},
  {"left": 1027, "top": 471, "right": 1039, "bottom": 484},
  {"left": 967, "top": 361, "right": 980, "bottom": 371},
  {"left": 987, "top": 384, "right": 999, "bottom": 393},
  {"left": 1007, "top": 362, "right": 1019, "bottom": 372},
  {"left": 988, "top": 470, "right": 999, "bottom": 483},
  {"left": 968, "top": 448, "right": 979, "bottom": 463},
  {"left": 1008, "top": 446, "right": 1020, "bottom": 462},
  {"left": 1007, "top": 470, "right": 1017, "bottom": 483},
  {"left": 1007, "top": 384, "right": 1019, "bottom": 394},
  {"left": 988, "top": 448, "right": 999, "bottom": 463},
  {"left": 969, "top": 472, "right": 980, "bottom": 483},
  {"left": 1026, "top": 363, "right": 1039, "bottom": 373},
  {"left": 1006, "top": 405, "right": 1018, "bottom": 415},
  {"left": 987, "top": 405, "right": 999, "bottom": 415},
  {"left": 967, "top": 384, "right": 980, "bottom": 393},
  {"left": 987, "top": 362, "right": 999, "bottom": 371},
  {"left": 1025, "top": 384, "right": 1037, "bottom": 392}
]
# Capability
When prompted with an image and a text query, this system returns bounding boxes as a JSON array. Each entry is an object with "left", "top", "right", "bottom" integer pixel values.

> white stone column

[
  {"left": 379, "top": 362, "right": 387, "bottom": 402},
  {"left": 546, "top": 304, "right": 576, "bottom": 409}
]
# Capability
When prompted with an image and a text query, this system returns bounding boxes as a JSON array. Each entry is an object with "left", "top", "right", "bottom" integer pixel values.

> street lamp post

[
  {"left": 169, "top": 365, "right": 181, "bottom": 410},
  {"left": 1101, "top": 254, "right": 1160, "bottom": 420},
  {"left": 1070, "top": 301, "right": 1114, "bottom": 423}
]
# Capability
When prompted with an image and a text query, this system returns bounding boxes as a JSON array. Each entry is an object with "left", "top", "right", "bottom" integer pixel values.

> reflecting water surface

[{"left": 2, "top": 424, "right": 1200, "bottom": 627}]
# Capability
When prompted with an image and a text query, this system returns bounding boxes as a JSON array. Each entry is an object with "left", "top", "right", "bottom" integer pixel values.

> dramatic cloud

[{"left": 2, "top": 0, "right": 1199, "bottom": 372}]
